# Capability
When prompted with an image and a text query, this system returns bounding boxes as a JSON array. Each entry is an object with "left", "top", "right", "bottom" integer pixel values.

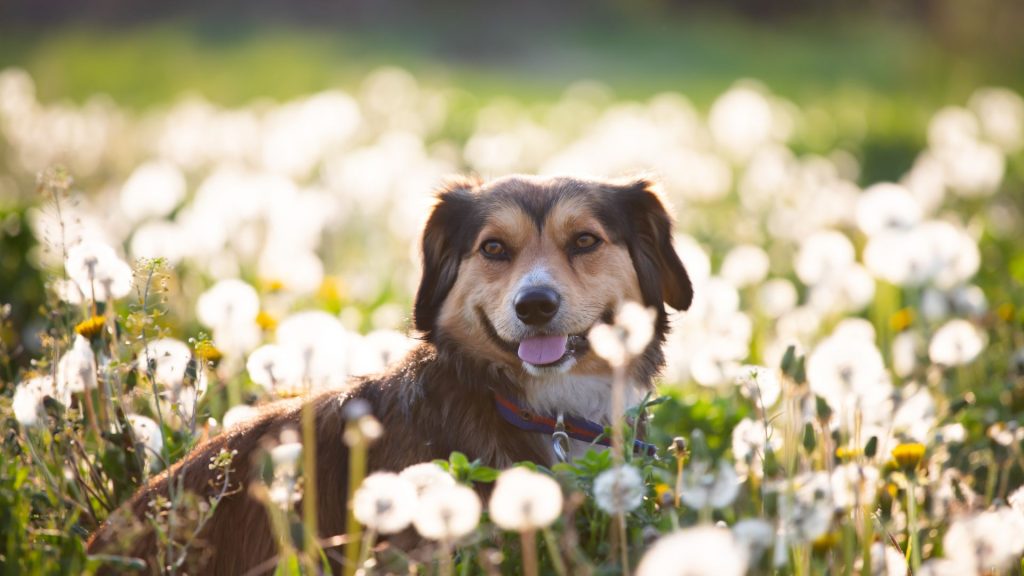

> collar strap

[{"left": 494, "top": 392, "right": 658, "bottom": 457}]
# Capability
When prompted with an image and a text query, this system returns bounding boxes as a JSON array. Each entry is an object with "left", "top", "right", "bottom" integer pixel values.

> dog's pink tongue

[{"left": 518, "top": 335, "right": 569, "bottom": 365}]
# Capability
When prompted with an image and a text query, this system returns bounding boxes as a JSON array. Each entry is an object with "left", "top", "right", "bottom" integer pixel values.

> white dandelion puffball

[
  {"left": 589, "top": 302, "right": 656, "bottom": 366},
  {"left": 929, "top": 319, "right": 986, "bottom": 367},
  {"left": 593, "top": 465, "right": 645, "bottom": 514},
  {"left": 126, "top": 414, "right": 164, "bottom": 469},
  {"left": 735, "top": 364, "right": 781, "bottom": 409},
  {"left": 65, "top": 240, "right": 133, "bottom": 302},
  {"left": 680, "top": 458, "right": 740, "bottom": 510},
  {"left": 720, "top": 244, "right": 770, "bottom": 288},
  {"left": 270, "top": 439, "right": 303, "bottom": 470},
  {"left": 413, "top": 483, "right": 482, "bottom": 541},
  {"left": 795, "top": 230, "right": 855, "bottom": 287},
  {"left": 637, "top": 526, "right": 748, "bottom": 576},
  {"left": 855, "top": 182, "right": 922, "bottom": 237},
  {"left": 275, "top": 311, "right": 350, "bottom": 388},
  {"left": 197, "top": 278, "right": 260, "bottom": 328},
  {"left": 806, "top": 331, "right": 890, "bottom": 415},
  {"left": 399, "top": 462, "right": 456, "bottom": 496},
  {"left": 246, "top": 344, "right": 304, "bottom": 392},
  {"left": 757, "top": 278, "right": 798, "bottom": 319},
  {"left": 732, "top": 518, "right": 774, "bottom": 562},
  {"left": 120, "top": 161, "right": 186, "bottom": 222},
  {"left": 489, "top": 467, "right": 564, "bottom": 531},
  {"left": 709, "top": 84, "right": 776, "bottom": 161},
  {"left": 137, "top": 338, "right": 208, "bottom": 394},
  {"left": 57, "top": 334, "right": 97, "bottom": 393},
  {"left": 352, "top": 472, "right": 419, "bottom": 534},
  {"left": 221, "top": 405, "right": 259, "bottom": 429},
  {"left": 830, "top": 463, "right": 880, "bottom": 510},
  {"left": 13, "top": 375, "right": 70, "bottom": 427}
]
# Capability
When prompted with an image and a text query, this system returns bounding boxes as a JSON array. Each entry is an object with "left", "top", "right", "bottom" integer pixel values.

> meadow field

[{"left": 1, "top": 15, "right": 1024, "bottom": 575}]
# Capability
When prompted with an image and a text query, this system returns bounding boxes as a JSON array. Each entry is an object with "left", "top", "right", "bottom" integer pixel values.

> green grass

[{"left": 2, "top": 14, "right": 1019, "bottom": 111}]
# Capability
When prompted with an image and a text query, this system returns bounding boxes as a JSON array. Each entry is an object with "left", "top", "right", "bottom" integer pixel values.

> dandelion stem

[
  {"left": 357, "top": 528, "right": 377, "bottom": 574},
  {"left": 439, "top": 540, "right": 454, "bottom": 576},
  {"left": 542, "top": 528, "right": 567, "bottom": 576},
  {"left": 618, "top": 512, "right": 631, "bottom": 576},
  {"left": 905, "top": 476, "right": 921, "bottom": 573},
  {"left": 521, "top": 529, "right": 539, "bottom": 576},
  {"left": 861, "top": 504, "right": 874, "bottom": 576},
  {"left": 610, "top": 364, "right": 626, "bottom": 465},
  {"left": 344, "top": 422, "right": 368, "bottom": 576},
  {"left": 300, "top": 392, "right": 320, "bottom": 573}
]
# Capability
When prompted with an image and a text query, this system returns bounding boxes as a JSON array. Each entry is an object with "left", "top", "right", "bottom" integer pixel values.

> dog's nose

[{"left": 515, "top": 287, "right": 561, "bottom": 325}]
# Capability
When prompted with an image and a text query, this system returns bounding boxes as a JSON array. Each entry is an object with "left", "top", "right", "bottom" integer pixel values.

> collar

[{"left": 493, "top": 391, "right": 658, "bottom": 458}]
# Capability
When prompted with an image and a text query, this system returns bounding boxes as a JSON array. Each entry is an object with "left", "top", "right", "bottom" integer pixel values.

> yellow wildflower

[
  {"left": 74, "top": 315, "right": 106, "bottom": 340},
  {"left": 891, "top": 443, "right": 926, "bottom": 473}
]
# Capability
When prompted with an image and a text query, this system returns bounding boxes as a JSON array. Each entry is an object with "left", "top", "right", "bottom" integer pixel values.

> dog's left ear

[
  {"left": 616, "top": 179, "right": 693, "bottom": 312},
  {"left": 414, "top": 178, "right": 480, "bottom": 338}
]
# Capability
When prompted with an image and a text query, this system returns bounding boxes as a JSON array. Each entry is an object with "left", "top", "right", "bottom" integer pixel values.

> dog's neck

[{"left": 518, "top": 372, "right": 643, "bottom": 426}]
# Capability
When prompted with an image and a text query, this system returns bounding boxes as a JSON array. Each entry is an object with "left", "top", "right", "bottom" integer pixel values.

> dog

[{"left": 86, "top": 175, "right": 693, "bottom": 574}]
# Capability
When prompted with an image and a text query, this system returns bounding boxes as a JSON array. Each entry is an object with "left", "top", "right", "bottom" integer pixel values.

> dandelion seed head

[
  {"left": 489, "top": 467, "right": 563, "bottom": 531},
  {"left": 637, "top": 526, "right": 748, "bottom": 576},
  {"left": 353, "top": 472, "right": 418, "bottom": 534},
  {"left": 680, "top": 458, "right": 740, "bottom": 510},
  {"left": 221, "top": 404, "right": 259, "bottom": 429},
  {"left": 593, "top": 465, "right": 645, "bottom": 514},
  {"left": 120, "top": 161, "right": 186, "bottom": 223},
  {"left": 57, "top": 334, "right": 97, "bottom": 393},
  {"left": 13, "top": 375, "right": 68, "bottom": 427},
  {"left": 413, "top": 483, "right": 482, "bottom": 541},
  {"left": 720, "top": 244, "right": 770, "bottom": 288},
  {"left": 398, "top": 462, "right": 456, "bottom": 496},
  {"left": 65, "top": 240, "right": 133, "bottom": 301},
  {"left": 928, "top": 319, "right": 985, "bottom": 366}
]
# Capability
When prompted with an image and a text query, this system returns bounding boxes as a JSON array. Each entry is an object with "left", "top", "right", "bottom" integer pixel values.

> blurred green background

[
  {"left": 2, "top": 1, "right": 1023, "bottom": 132},
  {"left": 1, "top": 0, "right": 1023, "bottom": 371}
]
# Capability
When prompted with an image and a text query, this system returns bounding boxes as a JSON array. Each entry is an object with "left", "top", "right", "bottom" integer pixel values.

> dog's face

[{"left": 414, "top": 176, "right": 692, "bottom": 379}]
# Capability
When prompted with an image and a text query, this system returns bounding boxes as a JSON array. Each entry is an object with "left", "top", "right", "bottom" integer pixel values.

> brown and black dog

[{"left": 87, "top": 175, "right": 693, "bottom": 573}]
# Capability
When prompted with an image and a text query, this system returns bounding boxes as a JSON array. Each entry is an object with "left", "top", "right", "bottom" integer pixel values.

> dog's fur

[{"left": 86, "top": 175, "right": 693, "bottom": 574}]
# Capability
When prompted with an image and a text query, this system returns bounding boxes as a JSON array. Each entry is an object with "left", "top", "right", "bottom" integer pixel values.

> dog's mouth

[{"left": 476, "top": 307, "right": 608, "bottom": 369}]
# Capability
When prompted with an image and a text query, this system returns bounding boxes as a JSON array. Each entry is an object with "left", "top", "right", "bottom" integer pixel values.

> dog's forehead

[{"left": 478, "top": 176, "right": 609, "bottom": 230}]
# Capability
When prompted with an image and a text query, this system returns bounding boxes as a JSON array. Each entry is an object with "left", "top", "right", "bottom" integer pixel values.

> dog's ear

[
  {"left": 414, "top": 178, "right": 480, "bottom": 337},
  {"left": 616, "top": 179, "right": 693, "bottom": 312}
]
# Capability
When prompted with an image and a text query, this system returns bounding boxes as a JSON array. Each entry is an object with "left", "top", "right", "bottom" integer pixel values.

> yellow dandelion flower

[
  {"left": 834, "top": 446, "right": 862, "bottom": 461},
  {"left": 317, "top": 276, "right": 345, "bottom": 303},
  {"left": 256, "top": 311, "right": 278, "bottom": 332},
  {"left": 891, "top": 443, "right": 926, "bottom": 472},
  {"left": 195, "top": 341, "right": 223, "bottom": 364},
  {"left": 889, "top": 308, "right": 914, "bottom": 332},
  {"left": 811, "top": 531, "right": 841, "bottom": 552},
  {"left": 74, "top": 315, "right": 106, "bottom": 340},
  {"left": 262, "top": 278, "right": 285, "bottom": 293}
]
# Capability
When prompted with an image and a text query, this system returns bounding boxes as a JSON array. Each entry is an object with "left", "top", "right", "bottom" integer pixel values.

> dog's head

[{"left": 414, "top": 175, "right": 692, "bottom": 379}]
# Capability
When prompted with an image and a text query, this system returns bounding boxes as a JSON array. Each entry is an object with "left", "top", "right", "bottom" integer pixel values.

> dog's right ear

[{"left": 414, "top": 178, "right": 480, "bottom": 339}]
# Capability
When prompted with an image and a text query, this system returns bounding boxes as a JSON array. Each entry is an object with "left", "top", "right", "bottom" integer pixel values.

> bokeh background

[
  {"left": 3, "top": 2, "right": 1024, "bottom": 574},
  {"left": 2, "top": 0, "right": 1023, "bottom": 373}
]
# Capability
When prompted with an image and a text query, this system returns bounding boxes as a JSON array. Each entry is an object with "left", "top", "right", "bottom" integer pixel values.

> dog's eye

[
  {"left": 480, "top": 239, "right": 509, "bottom": 260},
  {"left": 573, "top": 233, "right": 601, "bottom": 252}
]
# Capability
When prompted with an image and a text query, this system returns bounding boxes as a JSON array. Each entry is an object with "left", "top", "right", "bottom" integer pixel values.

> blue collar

[{"left": 493, "top": 392, "right": 658, "bottom": 458}]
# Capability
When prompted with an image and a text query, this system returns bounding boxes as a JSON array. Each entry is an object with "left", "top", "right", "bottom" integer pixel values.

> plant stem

[
  {"left": 521, "top": 530, "right": 538, "bottom": 576},
  {"left": 905, "top": 476, "right": 921, "bottom": 573},
  {"left": 861, "top": 505, "right": 874, "bottom": 576},
  {"left": 542, "top": 529, "right": 567, "bottom": 576},
  {"left": 344, "top": 424, "right": 368, "bottom": 576},
  {"left": 301, "top": 394, "right": 319, "bottom": 573},
  {"left": 611, "top": 364, "right": 626, "bottom": 465},
  {"left": 618, "top": 513, "right": 630, "bottom": 576}
]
